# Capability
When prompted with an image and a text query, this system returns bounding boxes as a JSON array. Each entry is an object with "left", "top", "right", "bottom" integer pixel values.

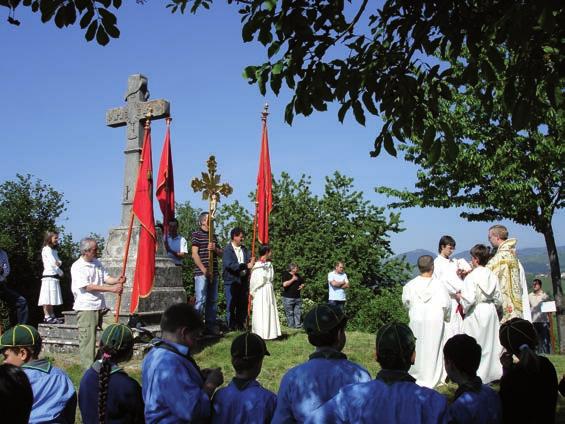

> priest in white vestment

[
  {"left": 433, "top": 236, "right": 471, "bottom": 342},
  {"left": 460, "top": 244, "right": 503, "bottom": 383},
  {"left": 250, "top": 245, "right": 281, "bottom": 340},
  {"left": 403, "top": 255, "right": 451, "bottom": 388}
]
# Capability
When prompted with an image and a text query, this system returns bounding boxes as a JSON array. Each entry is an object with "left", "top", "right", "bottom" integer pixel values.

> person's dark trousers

[
  {"left": 328, "top": 300, "right": 345, "bottom": 312},
  {"left": 0, "top": 284, "right": 28, "bottom": 324},
  {"left": 282, "top": 297, "right": 302, "bottom": 328},
  {"left": 225, "top": 282, "right": 249, "bottom": 330},
  {"left": 533, "top": 322, "right": 551, "bottom": 354}
]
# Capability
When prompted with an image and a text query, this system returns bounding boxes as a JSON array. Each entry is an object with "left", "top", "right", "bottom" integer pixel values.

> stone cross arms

[{"left": 106, "top": 74, "right": 170, "bottom": 226}]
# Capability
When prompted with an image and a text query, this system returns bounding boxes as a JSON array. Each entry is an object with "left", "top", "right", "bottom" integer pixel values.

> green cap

[
  {"left": 100, "top": 324, "right": 134, "bottom": 351},
  {"left": 376, "top": 322, "right": 416, "bottom": 357},
  {"left": 0, "top": 325, "right": 41, "bottom": 350},
  {"left": 231, "top": 332, "right": 270, "bottom": 359},
  {"left": 303, "top": 303, "right": 346, "bottom": 335}
]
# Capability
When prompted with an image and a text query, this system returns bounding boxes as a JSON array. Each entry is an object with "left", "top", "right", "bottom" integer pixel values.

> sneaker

[
  {"left": 44, "top": 317, "right": 58, "bottom": 324},
  {"left": 55, "top": 317, "right": 65, "bottom": 324}
]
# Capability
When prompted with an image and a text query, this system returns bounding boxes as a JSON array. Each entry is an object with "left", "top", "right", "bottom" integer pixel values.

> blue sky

[{"left": 1, "top": 1, "right": 562, "bottom": 255}]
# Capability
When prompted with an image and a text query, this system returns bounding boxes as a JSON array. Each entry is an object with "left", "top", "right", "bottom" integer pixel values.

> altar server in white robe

[
  {"left": 250, "top": 245, "right": 281, "bottom": 340},
  {"left": 403, "top": 255, "right": 451, "bottom": 388},
  {"left": 460, "top": 244, "right": 503, "bottom": 383},
  {"left": 433, "top": 235, "right": 471, "bottom": 341}
]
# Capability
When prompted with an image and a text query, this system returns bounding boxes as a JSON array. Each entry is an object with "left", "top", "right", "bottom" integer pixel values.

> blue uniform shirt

[
  {"left": 212, "top": 378, "right": 276, "bottom": 424},
  {"left": 306, "top": 370, "right": 448, "bottom": 424},
  {"left": 22, "top": 359, "right": 77, "bottom": 424},
  {"left": 448, "top": 383, "right": 502, "bottom": 424},
  {"left": 272, "top": 348, "right": 371, "bottom": 423},
  {"left": 142, "top": 339, "right": 210, "bottom": 424},
  {"left": 79, "top": 361, "right": 144, "bottom": 424}
]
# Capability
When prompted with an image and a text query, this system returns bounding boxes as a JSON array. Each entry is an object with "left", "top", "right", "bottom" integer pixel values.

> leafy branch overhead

[{"left": 3, "top": 0, "right": 564, "bottom": 158}]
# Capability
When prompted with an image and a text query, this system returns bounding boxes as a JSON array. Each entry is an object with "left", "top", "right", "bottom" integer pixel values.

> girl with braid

[
  {"left": 79, "top": 324, "right": 144, "bottom": 424},
  {"left": 498, "top": 318, "right": 558, "bottom": 423}
]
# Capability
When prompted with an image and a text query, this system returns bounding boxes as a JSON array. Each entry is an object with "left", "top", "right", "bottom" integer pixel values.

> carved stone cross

[
  {"left": 106, "top": 74, "right": 170, "bottom": 226},
  {"left": 191, "top": 156, "right": 233, "bottom": 276}
]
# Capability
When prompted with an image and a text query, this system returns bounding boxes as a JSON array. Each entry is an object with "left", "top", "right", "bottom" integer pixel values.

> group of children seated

[{"left": 0, "top": 302, "right": 559, "bottom": 423}]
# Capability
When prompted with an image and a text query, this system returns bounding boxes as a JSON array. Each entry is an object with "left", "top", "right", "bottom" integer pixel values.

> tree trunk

[
  {"left": 543, "top": 222, "right": 564, "bottom": 353},
  {"left": 543, "top": 222, "right": 563, "bottom": 298}
]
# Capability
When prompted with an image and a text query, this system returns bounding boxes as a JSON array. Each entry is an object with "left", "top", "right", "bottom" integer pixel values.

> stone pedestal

[{"left": 102, "top": 224, "right": 187, "bottom": 325}]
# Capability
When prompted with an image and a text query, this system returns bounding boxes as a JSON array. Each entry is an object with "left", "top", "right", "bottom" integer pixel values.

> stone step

[
  {"left": 42, "top": 337, "right": 152, "bottom": 359},
  {"left": 61, "top": 310, "right": 165, "bottom": 326}
]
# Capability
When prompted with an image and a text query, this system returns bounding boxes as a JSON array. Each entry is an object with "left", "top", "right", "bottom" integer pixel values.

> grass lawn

[{"left": 50, "top": 328, "right": 565, "bottom": 423}]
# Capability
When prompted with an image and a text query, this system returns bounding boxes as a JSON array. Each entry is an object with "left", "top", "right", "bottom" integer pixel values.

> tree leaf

[
  {"left": 352, "top": 100, "right": 366, "bottom": 126},
  {"left": 85, "top": 20, "right": 98, "bottom": 42},
  {"left": 96, "top": 26, "right": 110, "bottom": 46},
  {"left": 383, "top": 132, "right": 397, "bottom": 156},
  {"left": 338, "top": 101, "right": 351, "bottom": 123},
  {"left": 362, "top": 91, "right": 378, "bottom": 115},
  {"left": 80, "top": 9, "right": 94, "bottom": 29},
  {"left": 267, "top": 41, "right": 280, "bottom": 58},
  {"left": 105, "top": 23, "right": 120, "bottom": 38}
]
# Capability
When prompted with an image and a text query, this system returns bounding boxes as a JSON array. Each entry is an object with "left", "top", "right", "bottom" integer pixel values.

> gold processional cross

[{"left": 191, "top": 155, "right": 233, "bottom": 277}]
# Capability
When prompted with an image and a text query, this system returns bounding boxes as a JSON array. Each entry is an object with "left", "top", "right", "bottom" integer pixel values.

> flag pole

[
  {"left": 114, "top": 113, "right": 152, "bottom": 323},
  {"left": 247, "top": 104, "right": 269, "bottom": 330}
]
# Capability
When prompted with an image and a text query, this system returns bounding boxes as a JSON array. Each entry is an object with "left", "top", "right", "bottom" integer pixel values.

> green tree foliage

[
  {"left": 4, "top": 1, "right": 563, "bottom": 158},
  {"left": 377, "top": 50, "right": 565, "bottom": 299},
  {"left": 0, "top": 174, "right": 76, "bottom": 324}
]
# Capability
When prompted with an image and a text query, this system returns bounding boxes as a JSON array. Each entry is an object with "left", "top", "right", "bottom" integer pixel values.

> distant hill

[{"left": 396, "top": 245, "right": 565, "bottom": 276}]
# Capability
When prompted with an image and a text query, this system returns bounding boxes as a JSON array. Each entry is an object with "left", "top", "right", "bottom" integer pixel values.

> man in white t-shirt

[
  {"left": 327, "top": 262, "right": 349, "bottom": 311},
  {"left": 71, "top": 237, "right": 125, "bottom": 369},
  {"left": 165, "top": 218, "right": 188, "bottom": 266}
]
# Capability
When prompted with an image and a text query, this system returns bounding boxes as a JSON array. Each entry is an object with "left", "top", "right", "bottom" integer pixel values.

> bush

[{"left": 347, "top": 284, "right": 408, "bottom": 333}]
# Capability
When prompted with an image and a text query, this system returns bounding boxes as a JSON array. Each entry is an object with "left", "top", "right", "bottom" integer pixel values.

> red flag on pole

[
  {"left": 256, "top": 106, "right": 272, "bottom": 245},
  {"left": 130, "top": 122, "right": 156, "bottom": 314},
  {"left": 156, "top": 118, "right": 175, "bottom": 234}
]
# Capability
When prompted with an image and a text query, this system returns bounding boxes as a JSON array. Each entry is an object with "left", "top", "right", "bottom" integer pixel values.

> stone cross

[
  {"left": 106, "top": 74, "right": 170, "bottom": 226},
  {"left": 191, "top": 156, "right": 233, "bottom": 276}
]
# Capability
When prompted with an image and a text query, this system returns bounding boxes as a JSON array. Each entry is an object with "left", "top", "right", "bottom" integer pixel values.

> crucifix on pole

[{"left": 191, "top": 156, "right": 233, "bottom": 277}]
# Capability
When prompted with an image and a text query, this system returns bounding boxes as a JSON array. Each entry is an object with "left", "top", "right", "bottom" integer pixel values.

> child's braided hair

[{"left": 95, "top": 324, "right": 134, "bottom": 424}]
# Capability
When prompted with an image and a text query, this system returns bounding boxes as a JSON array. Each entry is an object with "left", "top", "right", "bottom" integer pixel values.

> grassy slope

[{"left": 55, "top": 328, "right": 565, "bottom": 423}]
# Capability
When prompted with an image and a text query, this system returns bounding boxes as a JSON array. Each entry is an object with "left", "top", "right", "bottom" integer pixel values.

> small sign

[{"left": 541, "top": 301, "right": 557, "bottom": 313}]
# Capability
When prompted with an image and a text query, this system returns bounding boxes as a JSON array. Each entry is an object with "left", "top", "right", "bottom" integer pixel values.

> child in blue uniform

[
  {"left": 272, "top": 303, "right": 371, "bottom": 423},
  {"left": 0, "top": 324, "right": 76, "bottom": 424},
  {"left": 79, "top": 323, "right": 144, "bottom": 424},
  {"left": 142, "top": 303, "right": 224, "bottom": 424},
  {"left": 443, "top": 334, "right": 502, "bottom": 423},
  {"left": 307, "top": 322, "right": 448, "bottom": 424},
  {"left": 212, "top": 332, "right": 276, "bottom": 423}
]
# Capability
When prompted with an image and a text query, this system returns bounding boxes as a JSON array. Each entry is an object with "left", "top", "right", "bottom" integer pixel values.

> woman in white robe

[
  {"left": 402, "top": 255, "right": 451, "bottom": 388},
  {"left": 250, "top": 245, "right": 281, "bottom": 340},
  {"left": 460, "top": 244, "right": 503, "bottom": 383}
]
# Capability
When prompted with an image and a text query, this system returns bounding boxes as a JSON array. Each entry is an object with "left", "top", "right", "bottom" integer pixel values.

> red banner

[
  {"left": 130, "top": 124, "right": 156, "bottom": 314},
  {"left": 156, "top": 119, "right": 175, "bottom": 235},
  {"left": 256, "top": 116, "right": 272, "bottom": 245}
]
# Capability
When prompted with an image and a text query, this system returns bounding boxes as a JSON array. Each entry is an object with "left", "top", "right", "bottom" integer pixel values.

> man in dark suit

[{"left": 222, "top": 228, "right": 255, "bottom": 330}]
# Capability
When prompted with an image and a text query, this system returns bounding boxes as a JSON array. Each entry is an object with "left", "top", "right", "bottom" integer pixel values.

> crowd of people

[
  {"left": 0, "top": 302, "right": 560, "bottom": 423},
  {"left": 0, "top": 220, "right": 560, "bottom": 423}
]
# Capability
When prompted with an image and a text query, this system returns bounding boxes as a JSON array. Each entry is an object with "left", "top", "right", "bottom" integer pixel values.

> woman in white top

[
  {"left": 460, "top": 244, "right": 503, "bottom": 383},
  {"left": 249, "top": 244, "right": 281, "bottom": 340},
  {"left": 39, "top": 231, "right": 64, "bottom": 323}
]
